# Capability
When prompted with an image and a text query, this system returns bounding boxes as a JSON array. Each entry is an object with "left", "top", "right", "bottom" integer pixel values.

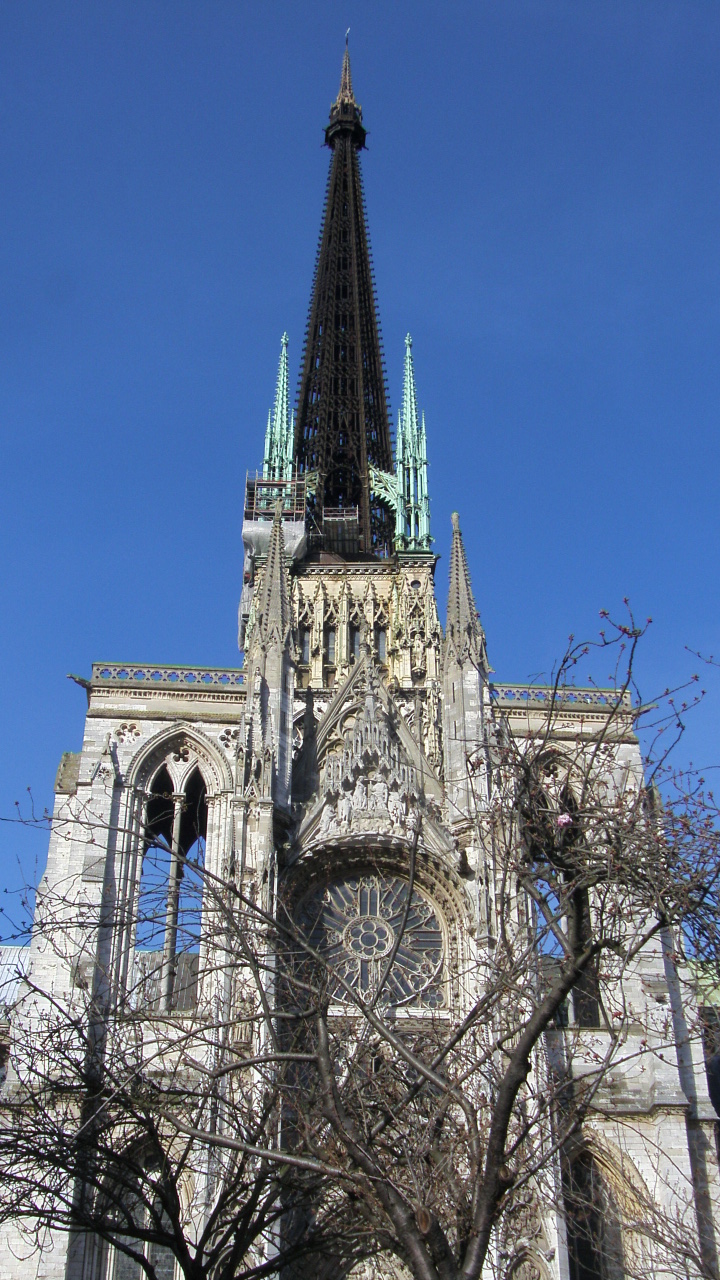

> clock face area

[{"left": 296, "top": 872, "right": 446, "bottom": 1009}]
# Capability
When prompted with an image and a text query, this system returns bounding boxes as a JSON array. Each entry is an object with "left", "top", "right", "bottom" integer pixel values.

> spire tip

[{"left": 337, "top": 41, "right": 355, "bottom": 104}]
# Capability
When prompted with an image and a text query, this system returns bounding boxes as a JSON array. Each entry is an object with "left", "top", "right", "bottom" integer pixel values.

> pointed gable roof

[
  {"left": 446, "top": 512, "right": 488, "bottom": 670},
  {"left": 293, "top": 646, "right": 454, "bottom": 858},
  {"left": 312, "top": 645, "right": 443, "bottom": 803}
]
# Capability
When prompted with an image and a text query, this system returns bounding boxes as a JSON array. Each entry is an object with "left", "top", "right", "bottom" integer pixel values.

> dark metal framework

[
  {"left": 243, "top": 472, "right": 306, "bottom": 523},
  {"left": 294, "top": 50, "right": 394, "bottom": 556}
]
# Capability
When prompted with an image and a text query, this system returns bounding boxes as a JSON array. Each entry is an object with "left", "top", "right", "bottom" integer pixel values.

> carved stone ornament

[
  {"left": 114, "top": 722, "right": 140, "bottom": 745},
  {"left": 298, "top": 658, "right": 422, "bottom": 849},
  {"left": 500, "top": 1187, "right": 551, "bottom": 1280},
  {"left": 505, "top": 1255, "right": 546, "bottom": 1280},
  {"left": 91, "top": 732, "right": 119, "bottom": 786}
]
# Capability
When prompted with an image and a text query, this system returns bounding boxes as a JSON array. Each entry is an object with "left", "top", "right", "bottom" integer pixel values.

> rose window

[{"left": 296, "top": 873, "right": 445, "bottom": 1008}]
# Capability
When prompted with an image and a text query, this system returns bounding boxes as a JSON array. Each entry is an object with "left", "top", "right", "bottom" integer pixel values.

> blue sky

[{"left": 1, "top": 1, "right": 719, "bottom": 924}]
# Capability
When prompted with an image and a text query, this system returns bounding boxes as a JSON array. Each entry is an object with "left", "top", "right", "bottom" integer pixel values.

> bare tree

[
  {"left": 1, "top": 614, "right": 719, "bottom": 1280},
  {"left": 0, "top": 824, "right": 357, "bottom": 1280},
  {"left": 255, "top": 613, "right": 720, "bottom": 1280}
]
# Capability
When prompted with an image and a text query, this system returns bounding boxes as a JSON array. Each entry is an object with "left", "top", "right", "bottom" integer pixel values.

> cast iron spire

[{"left": 294, "top": 46, "right": 394, "bottom": 556}]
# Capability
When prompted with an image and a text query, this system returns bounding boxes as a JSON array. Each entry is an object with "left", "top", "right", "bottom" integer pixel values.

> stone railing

[
  {"left": 91, "top": 663, "right": 245, "bottom": 691},
  {"left": 490, "top": 684, "right": 632, "bottom": 712}
]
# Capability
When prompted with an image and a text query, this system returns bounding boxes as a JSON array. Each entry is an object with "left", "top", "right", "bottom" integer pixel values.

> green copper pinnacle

[
  {"left": 262, "top": 333, "right": 294, "bottom": 482},
  {"left": 395, "top": 334, "right": 431, "bottom": 551}
]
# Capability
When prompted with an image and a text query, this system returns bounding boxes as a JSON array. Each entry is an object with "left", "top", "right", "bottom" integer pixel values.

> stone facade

[{"left": 3, "top": 504, "right": 718, "bottom": 1280}]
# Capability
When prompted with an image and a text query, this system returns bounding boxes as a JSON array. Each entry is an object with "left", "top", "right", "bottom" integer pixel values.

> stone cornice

[{"left": 292, "top": 557, "right": 436, "bottom": 579}]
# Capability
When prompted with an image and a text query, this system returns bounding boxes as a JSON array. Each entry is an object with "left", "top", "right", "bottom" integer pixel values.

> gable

[
  {"left": 293, "top": 651, "right": 449, "bottom": 856},
  {"left": 312, "top": 651, "right": 442, "bottom": 803}
]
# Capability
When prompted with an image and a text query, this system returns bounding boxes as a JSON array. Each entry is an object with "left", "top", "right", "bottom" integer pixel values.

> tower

[
  {"left": 1, "top": 45, "right": 719, "bottom": 1280},
  {"left": 294, "top": 47, "right": 394, "bottom": 555}
]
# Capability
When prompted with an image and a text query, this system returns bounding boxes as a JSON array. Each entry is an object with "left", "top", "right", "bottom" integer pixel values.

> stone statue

[
  {"left": 319, "top": 800, "right": 337, "bottom": 835},
  {"left": 352, "top": 776, "right": 368, "bottom": 809},
  {"left": 338, "top": 791, "right": 353, "bottom": 827},
  {"left": 388, "top": 789, "right": 404, "bottom": 828},
  {"left": 371, "top": 777, "right": 388, "bottom": 811}
]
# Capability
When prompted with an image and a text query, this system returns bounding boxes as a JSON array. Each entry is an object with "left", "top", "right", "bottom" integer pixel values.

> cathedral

[{"left": 2, "top": 48, "right": 719, "bottom": 1280}]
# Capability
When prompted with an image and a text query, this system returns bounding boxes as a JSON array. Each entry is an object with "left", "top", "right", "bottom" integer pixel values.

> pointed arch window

[
  {"left": 519, "top": 759, "right": 600, "bottom": 1028},
  {"left": 299, "top": 627, "right": 311, "bottom": 665},
  {"left": 135, "top": 763, "right": 207, "bottom": 1012},
  {"left": 324, "top": 624, "right": 336, "bottom": 666},
  {"left": 563, "top": 1147, "right": 625, "bottom": 1280},
  {"left": 101, "top": 1159, "right": 177, "bottom": 1280},
  {"left": 374, "top": 618, "right": 387, "bottom": 662}
]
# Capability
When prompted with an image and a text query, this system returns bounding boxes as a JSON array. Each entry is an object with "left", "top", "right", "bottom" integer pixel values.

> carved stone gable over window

[{"left": 295, "top": 646, "right": 447, "bottom": 854}]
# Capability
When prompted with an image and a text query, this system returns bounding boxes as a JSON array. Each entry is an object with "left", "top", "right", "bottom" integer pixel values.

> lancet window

[
  {"left": 563, "top": 1148, "right": 625, "bottom": 1280},
  {"left": 101, "top": 1161, "right": 176, "bottom": 1280},
  {"left": 519, "top": 757, "right": 600, "bottom": 1028},
  {"left": 373, "top": 609, "right": 388, "bottom": 662},
  {"left": 134, "top": 762, "right": 207, "bottom": 1012},
  {"left": 299, "top": 626, "right": 311, "bottom": 665},
  {"left": 349, "top": 620, "right": 362, "bottom": 663}
]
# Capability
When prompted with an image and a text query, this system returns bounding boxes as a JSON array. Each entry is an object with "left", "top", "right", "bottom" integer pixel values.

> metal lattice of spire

[
  {"left": 294, "top": 46, "right": 394, "bottom": 555},
  {"left": 395, "top": 334, "right": 431, "bottom": 551},
  {"left": 263, "top": 333, "right": 294, "bottom": 481},
  {"left": 446, "top": 512, "right": 488, "bottom": 670}
]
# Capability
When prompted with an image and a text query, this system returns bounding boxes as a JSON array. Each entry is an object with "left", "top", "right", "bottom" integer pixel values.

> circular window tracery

[{"left": 296, "top": 872, "right": 445, "bottom": 1008}]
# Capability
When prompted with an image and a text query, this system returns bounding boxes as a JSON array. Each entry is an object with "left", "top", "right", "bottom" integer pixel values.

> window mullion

[{"left": 160, "top": 794, "right": 185, "bottom": 1010}]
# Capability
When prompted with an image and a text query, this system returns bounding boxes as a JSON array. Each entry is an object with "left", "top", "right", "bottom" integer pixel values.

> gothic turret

[
  {"left": 445, "top": 511, "right": 488, "bottom": 671},
  {"left": 294, "top": 46, "right": 394, "bottom": 555},
  {"left": 443, "top": 512, "right": 489, "bottom": 820},
  {"left": 243, "top": 501, "right": 295, "bottom": 809}
]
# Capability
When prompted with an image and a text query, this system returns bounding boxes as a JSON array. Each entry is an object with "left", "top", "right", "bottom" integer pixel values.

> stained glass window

[{"left": 296, "top": 873, "right": 445, "bottom": 1008}]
